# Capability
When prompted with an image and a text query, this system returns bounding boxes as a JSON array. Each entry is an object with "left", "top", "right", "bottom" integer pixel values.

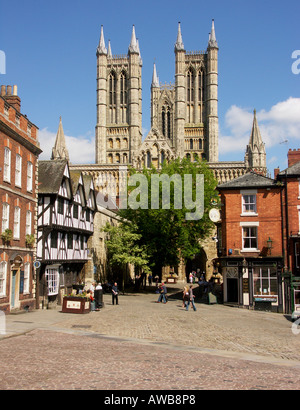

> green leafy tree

[
  {"left": 102, "top": 222, "right": 151, "bottom": 291},
  {"left": 120, "top": 157, "right": 219, "bottom": 278}
]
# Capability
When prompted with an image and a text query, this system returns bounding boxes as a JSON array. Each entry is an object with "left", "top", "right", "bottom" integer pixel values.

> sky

[{"left": 0, "top": 0, "right": 299, "bottom": 174}]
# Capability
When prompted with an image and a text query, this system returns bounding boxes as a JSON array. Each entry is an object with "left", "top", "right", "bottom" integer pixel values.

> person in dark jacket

[
  {"left": 157, "top": 282, "right": 167, "bottom": 303},
  {"left": 112, "top": 282, "right": 119, "bottom": 305}
]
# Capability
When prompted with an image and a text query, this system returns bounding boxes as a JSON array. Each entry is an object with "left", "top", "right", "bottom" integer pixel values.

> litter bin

[{"left": 94, "top": 289, "right": 104, "bottom": 309}]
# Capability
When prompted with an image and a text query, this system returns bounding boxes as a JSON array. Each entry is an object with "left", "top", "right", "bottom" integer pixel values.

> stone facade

[{"left": 72, "top": 21, "right": 268, "bottom": 284}]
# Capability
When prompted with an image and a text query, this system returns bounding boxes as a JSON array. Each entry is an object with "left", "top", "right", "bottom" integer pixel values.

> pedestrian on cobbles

[
  {"left": 112, "top": 282, "right": 119, "bottom": 305},
  {"left": 182, "top": 285, "right": 189, "bottom": 308},
  {"left": 157, "top": 282, "right": 167, "bottom": 303},
  {"left": 185, "top": 285, "right": 197, "bottom": 311}
]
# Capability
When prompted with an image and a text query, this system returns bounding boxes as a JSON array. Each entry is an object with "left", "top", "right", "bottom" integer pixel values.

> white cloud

[
  {"left": 219, "top": 98, "right": 300, "bottom": 156},
  {"left": 38, "top": 128, "right": 95, "bottom": 164}
]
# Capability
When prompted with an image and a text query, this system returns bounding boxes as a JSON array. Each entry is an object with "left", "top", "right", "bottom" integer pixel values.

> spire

[
  {"left": 107, "top": 40, "right": 112, "bottom": 58},
  {"left": 249, "top": 109, "right": 263, "bottom": 148},
  {"left": 175, "top": 22, "right": 185, "bottom": 51},
  {"left": 128, "top": 25, "right": 139, "bottom": 54},
  {"left": 152, "top": 63, "right": 159, "bottom": 88},
  {"left": 208, "top": 19, "right": 218, "bottom": 49},
  {"left": 51, "top": 117, "right": 69, "bottom": 161},
  {"left": 245, "top": 109, "right": 266, "bottom": 171},
  {"left": 97, "top": 25, "right": 107, "bottom": 55}
]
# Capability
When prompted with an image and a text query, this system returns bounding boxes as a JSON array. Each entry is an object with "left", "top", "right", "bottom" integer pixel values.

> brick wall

[
  {"left": 221, "top": 188, "right": 282, "bottom": 257},
  {"left": 0, "top": 87, "right": 41, "bottom": 312}
]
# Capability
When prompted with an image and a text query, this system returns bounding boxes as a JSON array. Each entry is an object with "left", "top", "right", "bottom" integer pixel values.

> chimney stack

[
  {"left": 0, "top": 84, "right": 21, "bottom": 112},
  {"left": 288, "top": 149, "right": 300, "bottom": 168}
]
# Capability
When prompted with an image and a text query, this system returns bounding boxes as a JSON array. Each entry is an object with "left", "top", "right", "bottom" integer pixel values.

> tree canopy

[{"left": 116, "top": 157, "right": 219, "bottom": 276}]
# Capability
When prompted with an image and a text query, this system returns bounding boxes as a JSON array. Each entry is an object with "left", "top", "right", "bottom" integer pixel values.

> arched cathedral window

[
  {"left": 120, "top": 71, "right": 127, "bottom": 106},
  {"left": 109, "top": 71, "right": 117, "bottom": 105},
  {"left": 109, "top": 71, "right": 117, "bottom": 123},
  {"left": 162, "top": 108, "right": 166, "bottom": 137},
  {"left": 161, "top": 106, "right": 171, "bottom": 138},
  {"left": 198, "top": 68, "right": 205, "bottom": 123},
  {"left": 198, "top": 69, "right": 205, "bottom": 103},
  {"left": 187, "top": 69, "right": 194, "bottom": 103}
]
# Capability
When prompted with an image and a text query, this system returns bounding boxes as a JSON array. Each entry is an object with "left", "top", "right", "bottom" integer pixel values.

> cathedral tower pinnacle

[
  {"left": 245, "top": 109, "right": 266, "bottom": 171},
  {"left": 206, "top": 19, "right": 219, "bottom": 162},
  {"left": 51, "top": 117, "right": 69, "bottom": 161}
]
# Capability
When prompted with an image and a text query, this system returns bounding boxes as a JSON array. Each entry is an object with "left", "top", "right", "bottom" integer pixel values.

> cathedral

[
  {"left": 92, "top": 21, "right": 266, "bottom": 179},
  {"left": 62, "top": 21, "right": 267, "bottom": 282}
]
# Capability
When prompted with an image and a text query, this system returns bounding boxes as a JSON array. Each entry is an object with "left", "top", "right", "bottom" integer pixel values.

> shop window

[
  {"left": 253, "top": 267, "right": 278, "bottom": 297},
  {"left": 45, "top": 268, "right": 59, "bottom": 296}
]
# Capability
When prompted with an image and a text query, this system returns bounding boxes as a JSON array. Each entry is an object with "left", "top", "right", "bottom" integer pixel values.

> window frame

[
  {"left": 23, "top": 262, "right": 30, "bottom": 294},
  {"left": 2, "top": 202, "right": 10, "bottom": 232},
  {"left": 25, "top": 210, "right": 32, "bottom": 235},
  {"left": 253, "top": 266, "right": 278, "bottom": 297},
  {"left": 0, "top": 261, "right": 7, "bottom": 297},
  {"left": 242, "top": 194, "right": 257, "bottom": 214},
  {"left": 4, "top": 147, "right": 11, "bottom": 183},
  {"left": 15, "top": 154, "right": 22, "bottom": 187},
  {"left": 27, "top": 161, "right": 33, "bottom": 192},
  {"left": 13, "top": 206, "right": 21, "bottom": 240},
  {"left": 242, "top": 226, "right": 258, "bottom": 251},
  {"left": 45, "top": 267, "right": 59, "bottom": 296}
]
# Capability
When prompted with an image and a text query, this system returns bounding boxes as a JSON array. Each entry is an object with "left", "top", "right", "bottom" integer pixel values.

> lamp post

[{"left": 267, "top": 237, "right": 273, "bottom": 255}]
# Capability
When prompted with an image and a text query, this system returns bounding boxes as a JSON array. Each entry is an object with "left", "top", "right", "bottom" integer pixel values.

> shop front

[
  {"left": 222, "top": 258, "right": 284, "bottom": 312},
  {"left": 292, "top": 278, "right": 300, "bottom": 321}
]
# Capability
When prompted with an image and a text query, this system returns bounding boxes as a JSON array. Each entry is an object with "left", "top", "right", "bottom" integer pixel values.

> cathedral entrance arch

[{"left": 185, "top": 248, "right": 207, "bottom": 282}]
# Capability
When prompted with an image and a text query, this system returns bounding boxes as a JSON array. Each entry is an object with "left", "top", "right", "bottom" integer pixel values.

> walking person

[
  {"left": 157, "top": 282, "right": 167, "bottom": 303},
  {"left": 185, "top": 285, "right": 197, "bottom": 311},
  {"left": 182, "top": 285, "right": 189, "bottom": 308},
  {"left": 112, "top": 282, "right": 119, "bottom": 305}
]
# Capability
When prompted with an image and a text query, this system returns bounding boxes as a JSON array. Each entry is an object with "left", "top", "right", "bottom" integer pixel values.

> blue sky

[{"left": 0, "top": 0, "right": 299, "bottom": 173}]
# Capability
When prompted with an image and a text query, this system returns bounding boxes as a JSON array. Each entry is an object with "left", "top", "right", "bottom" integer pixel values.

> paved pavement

[{"left": 1, "top": 284, "right": 300, "bottom": 391}]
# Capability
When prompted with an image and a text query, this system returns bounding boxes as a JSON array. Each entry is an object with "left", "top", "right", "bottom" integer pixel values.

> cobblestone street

[{"left": 1, "top": 285, "right": 300, "bottom": 390}]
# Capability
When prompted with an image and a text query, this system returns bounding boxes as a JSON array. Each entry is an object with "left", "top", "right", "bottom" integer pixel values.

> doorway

[
  {"left": 227, "top": 278, "right": 239, "bottom": 303},
  {"left": 11, "top": 270, "right": 17, "bottom": 309}
]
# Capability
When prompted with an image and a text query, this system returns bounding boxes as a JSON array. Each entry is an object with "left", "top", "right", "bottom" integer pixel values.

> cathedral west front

[{"left": 64, "top": 20, "right": 267, "bottom": 282}]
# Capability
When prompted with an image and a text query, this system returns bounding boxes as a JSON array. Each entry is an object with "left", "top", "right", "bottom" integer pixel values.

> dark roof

[
  {"left": 218, "top": 171, "right": 277, "bottom": 190},
  {"left": 38, "top": 159, "right": 68, "bottom": 194},
  {"left": 278, "top": 161, "right": 300, "bottom": 177},
  {"left": 69, "top": 170, "right": 82, "bottom": 195},
  {"left": 95, "top": 191, "right": 119, "bottom": 213}
]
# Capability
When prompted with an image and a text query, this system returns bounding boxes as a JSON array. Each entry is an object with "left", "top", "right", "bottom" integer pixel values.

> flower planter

[{"left": 62, "top": 296, "right": 91, "bottom": 314}]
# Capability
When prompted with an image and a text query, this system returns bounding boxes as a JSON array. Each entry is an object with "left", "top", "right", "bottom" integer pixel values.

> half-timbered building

[{"left": 37, "top": 159, "right": 96, "bottom": 308}]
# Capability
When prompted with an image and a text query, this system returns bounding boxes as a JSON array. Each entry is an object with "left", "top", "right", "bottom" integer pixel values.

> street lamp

[{"left": 267, "top": 237, "right": 273, "bottom": 255}]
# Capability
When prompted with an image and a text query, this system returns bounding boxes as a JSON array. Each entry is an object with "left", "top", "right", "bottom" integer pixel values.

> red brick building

[
  {"left": 217, "top": 171, "right": 284, "bottom": 312},
  {"left": 0, "top": 85, "right": 41, "bottom": 313},
  {"left": 277, "top": 149, "right": 300, "bottom": 317}
]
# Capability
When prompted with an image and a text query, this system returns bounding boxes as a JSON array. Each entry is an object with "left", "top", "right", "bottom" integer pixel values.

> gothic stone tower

[
  {"left": 149, "top": 21, "right": 219, "bottom": 164},
  {"left": 95, "top": 26, "right": 142, "bottom": 165}
]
